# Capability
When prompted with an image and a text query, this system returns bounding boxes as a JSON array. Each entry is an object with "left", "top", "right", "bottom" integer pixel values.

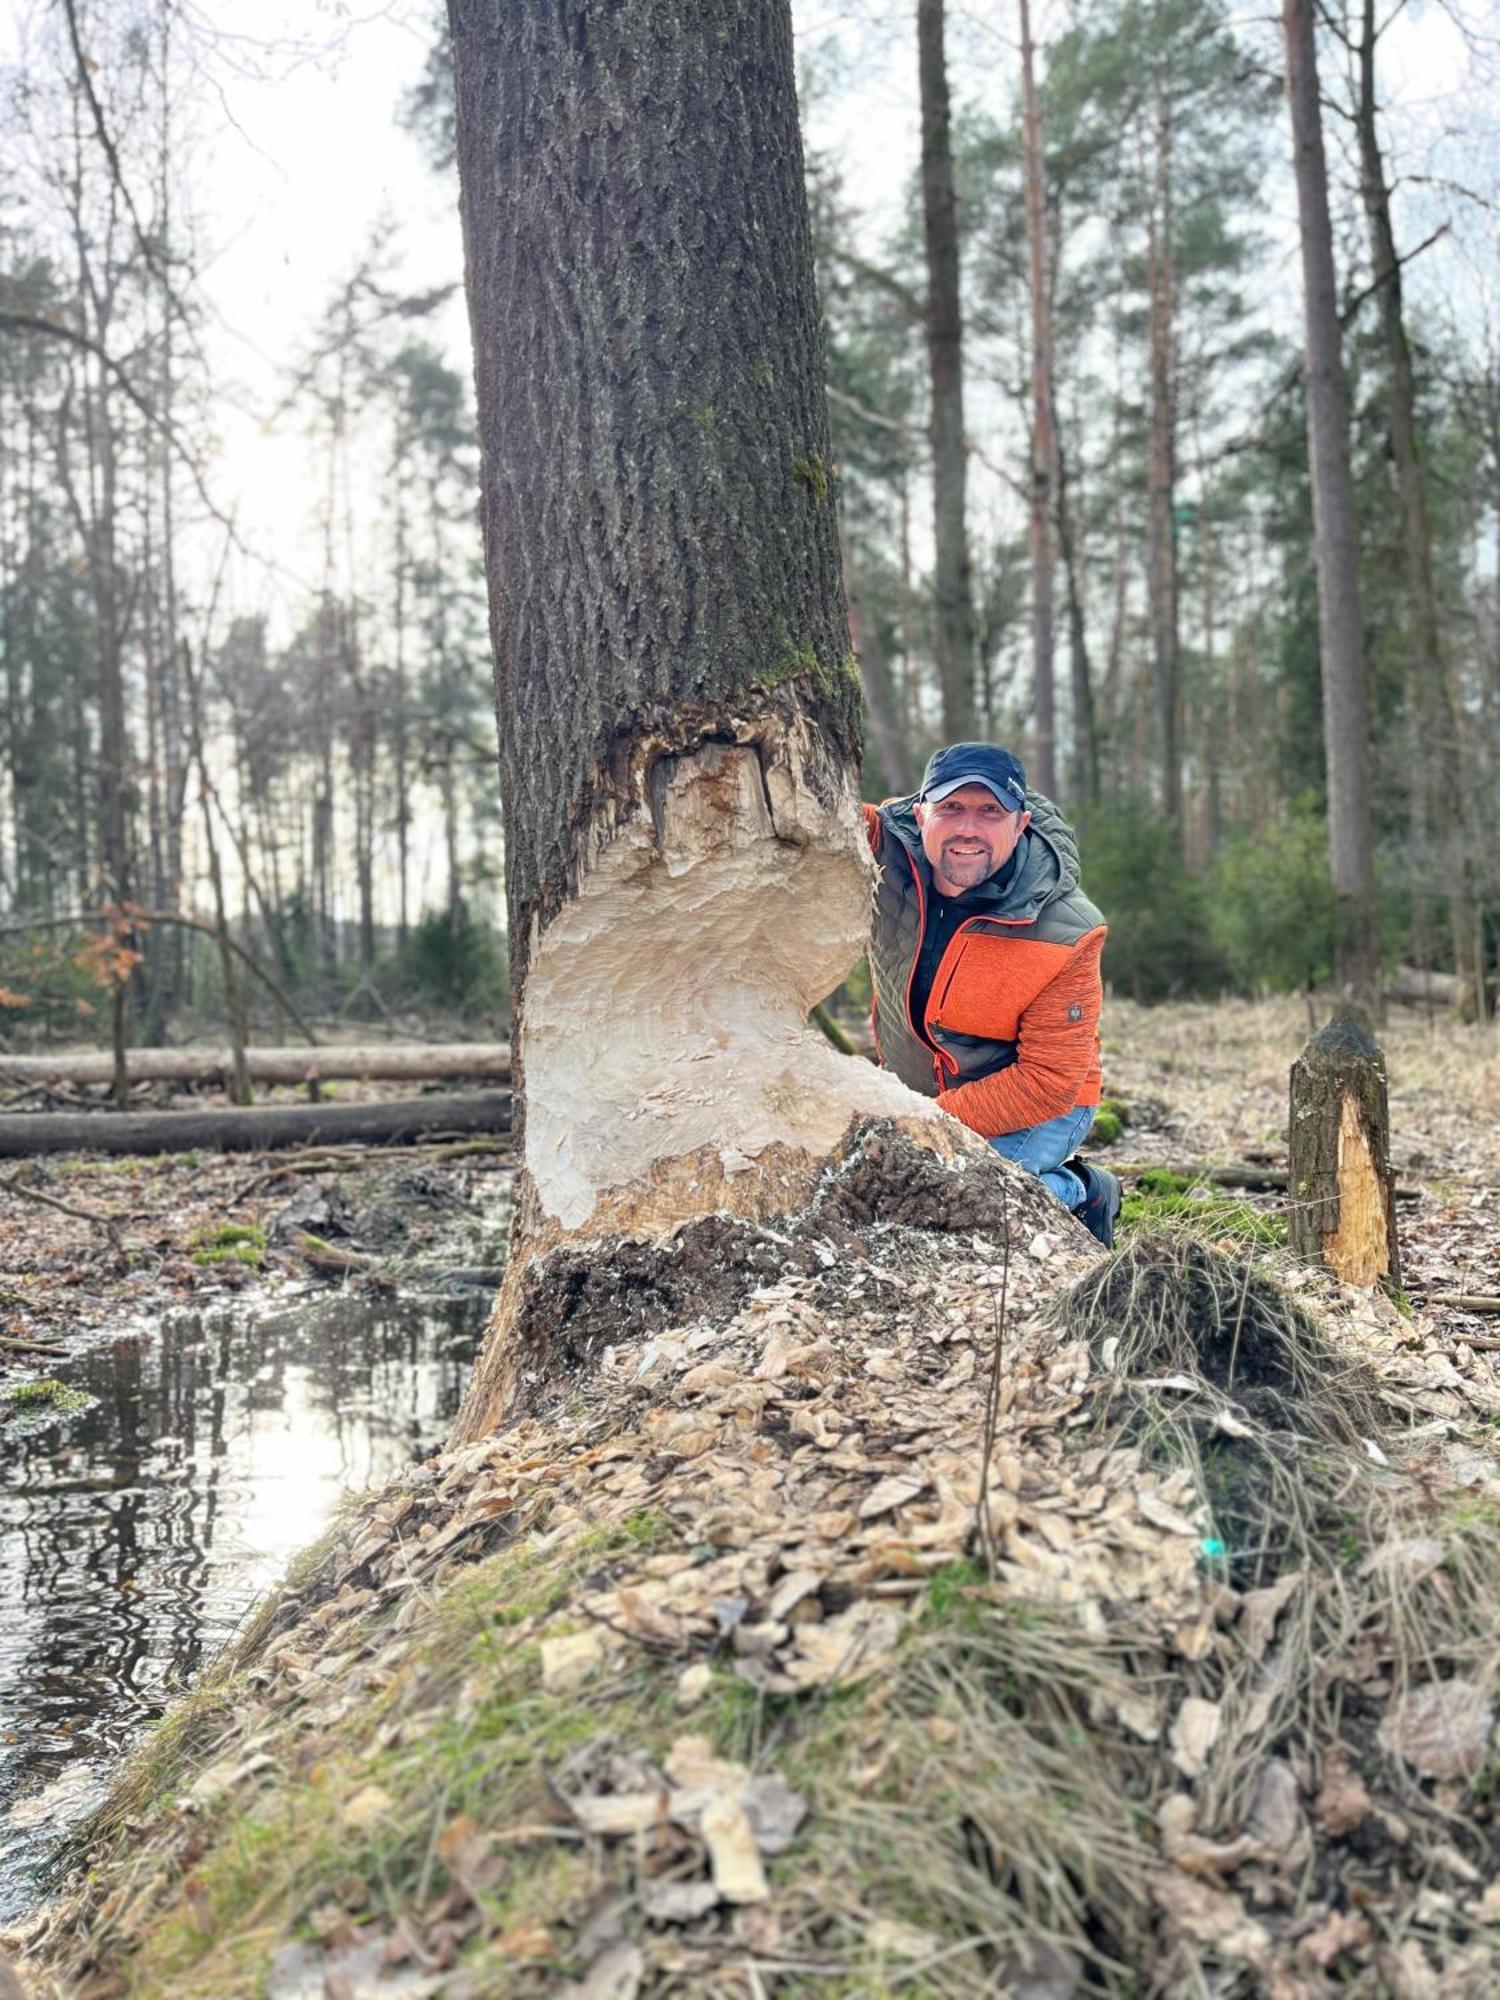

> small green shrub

[
  {"left": 1077, "top": 799, "right": 1226, "bottom": 1001},
  {"left": 1206, "top": 801, "right": 1337, "bottom": 994},
  {"left": 397, "top": 907, "right": 509, "bottom": 1018}
]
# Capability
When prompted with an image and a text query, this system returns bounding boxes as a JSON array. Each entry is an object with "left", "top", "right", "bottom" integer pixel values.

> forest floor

[
  {"left": 0, "top": 1101, "right": 515, "bottom": 1388},
  {"left": 4, "top": 996, "right": 1500, "bottom": 1999}
]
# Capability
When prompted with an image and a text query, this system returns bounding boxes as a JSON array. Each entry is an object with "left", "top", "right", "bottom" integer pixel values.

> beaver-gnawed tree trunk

[{"left": 447, "top": 0, "right": 947, "bottom": 1438}]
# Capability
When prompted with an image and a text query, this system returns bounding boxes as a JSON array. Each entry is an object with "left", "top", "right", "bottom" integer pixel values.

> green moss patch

[
  {"left": 0, "top": 1377, "right": 94, "bottom": 1424},
  {"left": 189, "top": 1222, "right": 267, "bottom": 1269},
  {"left": 1120, "top": 1165, "right": 1285, "bottom": 1248}
]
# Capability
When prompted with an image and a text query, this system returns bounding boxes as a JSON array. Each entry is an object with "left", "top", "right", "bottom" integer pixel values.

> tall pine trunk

[
  {"left": 1019, "top": 0, "right": 1056, "bottom": 795},
  {"left": 448, "top": 0, "right": 938, "bottom": 1435},
  {"left": 918, "top": 0, "right": 976, "bottom": 741},
  {"left": 1145, "top": 95, "right": 1181, "bottom": 830},
  {"left": 1283, "top": 0, "right": 1381, "bottom": 1018}
]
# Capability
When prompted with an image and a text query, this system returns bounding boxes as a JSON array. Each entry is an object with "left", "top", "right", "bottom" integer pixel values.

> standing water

[{"left": 0, "top": 1285, "right": 488, "bottom": 1922}]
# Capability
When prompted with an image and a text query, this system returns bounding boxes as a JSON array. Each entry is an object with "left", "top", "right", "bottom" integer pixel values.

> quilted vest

[{"left": 868, "top": 793, "right": 1103, "bottom": 1098}]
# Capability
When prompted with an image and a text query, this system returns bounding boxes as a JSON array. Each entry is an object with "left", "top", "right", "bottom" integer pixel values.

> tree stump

[{"left": 1288, "top": 1014, "right": 1400, "bottom": 1287}]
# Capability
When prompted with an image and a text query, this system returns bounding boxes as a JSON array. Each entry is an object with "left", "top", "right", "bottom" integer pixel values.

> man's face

[{"left": 915, "top": 783, "right": 1031, "bottom": 896}]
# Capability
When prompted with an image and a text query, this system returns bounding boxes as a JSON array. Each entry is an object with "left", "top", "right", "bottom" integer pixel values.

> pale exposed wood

[
  {"left": 0, "top": 1092, "right": 512, "bottom": 1159},
  {"left": 1288, "top": 1014, "right": 1399, "bottom": 1287},
  {"left": 0, "top": 1043, "right": 511, "bottom": 1088},
  {"left": 1324, "top": 1093, "right": 1388, "bottom": 1285}
]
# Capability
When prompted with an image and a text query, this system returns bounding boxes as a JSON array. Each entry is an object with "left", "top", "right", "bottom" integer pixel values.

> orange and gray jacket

[{"left": 862, "top": 793, "right": 1106, "bottom": 1139}]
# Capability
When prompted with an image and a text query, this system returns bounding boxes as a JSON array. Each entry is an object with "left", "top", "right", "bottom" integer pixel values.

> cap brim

[{"left": 921, "top": 775, "right": 1022, "bottom": 809}]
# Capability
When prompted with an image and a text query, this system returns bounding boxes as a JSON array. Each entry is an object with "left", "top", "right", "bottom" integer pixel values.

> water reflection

[{"left": 0, "top": 1289, "right": 483, "bottom": 1920}]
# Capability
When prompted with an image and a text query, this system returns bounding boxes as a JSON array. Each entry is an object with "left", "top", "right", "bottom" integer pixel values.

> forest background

[{"left": 1, "top": 0, "right": 1497, "bottom": 1043}]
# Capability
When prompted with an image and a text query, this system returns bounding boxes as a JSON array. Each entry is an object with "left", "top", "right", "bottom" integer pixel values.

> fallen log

[
  {"left": 1387, "top": 963, "right": 1494, "bottom": 1019},
  {"left": 0, "top": 1093, "right": 513, "bottom": 1159},
  {"left": 0, "top": 1043, "right": 512, "bottom": 1089},
  {"left": 1112, "top": 1159, "right": 1291, "bottom": 1192}
]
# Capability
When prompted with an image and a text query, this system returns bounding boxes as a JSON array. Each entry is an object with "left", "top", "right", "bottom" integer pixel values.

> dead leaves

[
  {"left": 1377, "top": 1677, "right": 1495, "bottom": 1781},
  {"left": 557, "top": 1731, "right": 806, "bottom": 1924}
]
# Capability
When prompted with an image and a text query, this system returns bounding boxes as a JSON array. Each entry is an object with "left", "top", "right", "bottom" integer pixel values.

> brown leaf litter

[{"left": 8, "top": 1092, "right": 1500, "bottom": 1995}]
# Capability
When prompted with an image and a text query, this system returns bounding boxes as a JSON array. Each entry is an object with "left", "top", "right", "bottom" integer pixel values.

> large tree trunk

[
  {"left": 1282, "top": 0, "right": 1381, "bottom": 1019},
  {"left": 917, "top": 0, "right": 976, "bottom": 741},
  {"left": 447, "top": 0, "right": 943, "bottom": 1438},
  {"left": 1019, "top": 0, "right": 1057, "bottom": 796},
  {"left": 1354, "top": 0, "right": 1477, "bottom": 999}
]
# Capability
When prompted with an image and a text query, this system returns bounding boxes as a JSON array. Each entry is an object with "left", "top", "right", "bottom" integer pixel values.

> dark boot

[{"left": 1069, "top": 1158, "right": 1121, "bottom": 1249}]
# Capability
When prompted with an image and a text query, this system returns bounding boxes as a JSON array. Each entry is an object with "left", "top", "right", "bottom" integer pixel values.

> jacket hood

[{"left": 881, "top": 789, "right": 1081, "bottom": 922}]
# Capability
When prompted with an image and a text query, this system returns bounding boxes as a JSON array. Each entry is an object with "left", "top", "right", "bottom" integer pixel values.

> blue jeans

[{"left": 989, "top": 1105, "right": 1095, "bottom": 1210}]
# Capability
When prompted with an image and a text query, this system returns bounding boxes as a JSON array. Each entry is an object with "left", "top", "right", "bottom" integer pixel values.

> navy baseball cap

[{"left": 919, "top": 742, "right": 1028, "bottom": 813}]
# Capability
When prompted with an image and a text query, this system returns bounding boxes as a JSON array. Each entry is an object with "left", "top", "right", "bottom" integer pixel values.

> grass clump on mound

[
  {"left": 1052, "top": 1235, "right": 1386, "bottom": 1594},
  {"left": 1049, "top": 1234, "right": 1500, "bottom": 1957}
]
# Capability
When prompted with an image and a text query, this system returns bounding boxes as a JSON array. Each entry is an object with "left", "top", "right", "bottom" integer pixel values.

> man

[{"left": 862, "top": 742, "right": 1121, "bottom": 1245}]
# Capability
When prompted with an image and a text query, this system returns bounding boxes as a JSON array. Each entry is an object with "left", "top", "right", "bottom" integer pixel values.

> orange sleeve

[
  {"left": 861, "top": 802, "right": 881, "bottom": 854},
  {"left": 937, "top": 927, "right": 1105, "bottom": 1137}
]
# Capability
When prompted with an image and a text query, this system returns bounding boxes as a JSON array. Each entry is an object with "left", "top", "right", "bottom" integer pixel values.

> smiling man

[{"left": 862, "top": 742, "right": 1120, "bottom": 1245}]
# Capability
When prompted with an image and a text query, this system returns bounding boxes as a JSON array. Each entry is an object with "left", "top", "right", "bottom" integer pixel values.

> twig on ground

[
  {"left": 976, "top": 1174, "right": 1012, "bottom": 1576},
  {"left": 227, "top": 1135, "right": 512, "bottom": 1204},
  {"left": 1427, "top": 1293, "right": 1500, "bottom": 1315},
  {"left": 0, "top": 1166, "right": 127, "bottom": 1252},
  {"left": 0, "top": 1333, "right": 69, "bottom": 1355},
  {"left": 287, "top": 1230, "right": 389, "bottom": 1285}
]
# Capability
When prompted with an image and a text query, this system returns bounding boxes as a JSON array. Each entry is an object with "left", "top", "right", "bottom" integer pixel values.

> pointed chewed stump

[{"left": 1288, "top": 1013, "right": 1400, "bottom": 1287}]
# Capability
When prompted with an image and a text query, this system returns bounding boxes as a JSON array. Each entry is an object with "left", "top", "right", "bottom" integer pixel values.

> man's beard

[{"left": 938, "top": 842, "right": 996, "bottom": 889}]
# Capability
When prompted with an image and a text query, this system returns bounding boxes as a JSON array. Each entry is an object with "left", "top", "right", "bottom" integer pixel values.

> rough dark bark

[
  {"left": 1020, "top": 0, "right": 1057, "bottom": 795},
  {"left": 1282, "top": 0, "right": 1381, "bottom": 1020},
  {"left": 1288, "top": 1015, "right": 1399, "bottom": 1287},
  {"left": 449, "top": 0, "right": 858, "bottom": 990},
  {"left": 0, "top": 1092, "right": 511, "bottom": 1159},
  {"left": 917, "top": 0, "right": 976, "bottom": 741}
]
